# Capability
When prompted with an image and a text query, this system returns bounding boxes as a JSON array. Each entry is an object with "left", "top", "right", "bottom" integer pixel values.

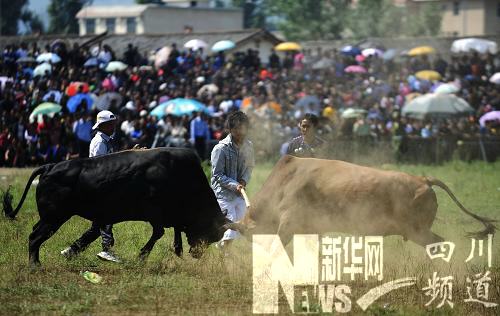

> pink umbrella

[
  {"left": 355, "top": 55, "right": 365, "bottom": 63},
  {"left": 479, "top": 111, "right": 500, "bottom": 127},
  {"left": 345, "top": 65, "right": 367, "bottom": 74}
]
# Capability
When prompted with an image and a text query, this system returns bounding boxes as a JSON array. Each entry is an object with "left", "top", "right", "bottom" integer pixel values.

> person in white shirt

[{"left": 60, "top": 110, "right": 121, "bottom": 263}]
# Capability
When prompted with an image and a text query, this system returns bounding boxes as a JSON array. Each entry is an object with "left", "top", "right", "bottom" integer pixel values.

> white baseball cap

[{"left": 92, "top": 110, "right": 117, "bottom": 130}]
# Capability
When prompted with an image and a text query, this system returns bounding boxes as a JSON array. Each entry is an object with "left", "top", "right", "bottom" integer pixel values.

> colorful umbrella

[
  {"left": 165, "top": 98, "right": 206, "bottom": 116},
  {"left": 184, "top": 39, "right": 208, "bottom": 51},
  {"left": 33, "top": 63, "right": 52, "bottom": 77},
  {"left": 29, "top": 102, "right": 62, "bottom": 121},
  {"left": 489, "top": 73, "right": 500, "bottom": 84},
  {"left": 84, "top": 57, "right": 99, "bottom": 67},
  {"left": 197, "top": 84, "right": 219, "bottom": 97},
  {"left": 36, "top": 53, "right": 61, "bottom": 64},
  {"left": 341, "top": 108, "right": 367, "bottom": 119},
  {"left": 408, "top": 46, "right": 435, "bottom": 56},
  {"left": 402, "top": 94, "right": 473, "bottom": 119},
  {"left": 212, "top": 40, "right": 235, "bottom": 52},
  {"left": 67, "top": 93, "right": 93, "bottom": 113},
  {"left": 42, "top": 90, "right": 62, "bottom": 103},
  {"left": 434, "top": 83, "right": 459, "bottom": 94},
  {"left": 16, "top": 56, "right": 36, "bottom": 63},
  {"left": 451, "top": 38, "right": 498, "bottom": 54},
  {"left": 105, "top": 61, "right": 128, "bottom": 72},
  {"left": 479, "top": 111, "right": 500, "bottom": 127},
  {"left": 66, "top": 82, "right": 89, "bottom": 96},
  {"left": 415, "top": 70, "right": 442, "bottom": 81},
  {"left": 275, "top": 42, "right": 302, "bottom": 51},
  {"left": 345, "top": 65, "right": 367, "bottom": 74},
  {"left": 382, "top": 49, "right": 398, "bottom": 60}
]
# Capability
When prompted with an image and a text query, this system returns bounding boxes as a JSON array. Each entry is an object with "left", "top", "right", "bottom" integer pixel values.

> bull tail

[
  {"left": 2, "top": 164, "right": 54, "bottom": 219},
  {"left": 425, "top": 176, "right": 497, "bottom": 239}
]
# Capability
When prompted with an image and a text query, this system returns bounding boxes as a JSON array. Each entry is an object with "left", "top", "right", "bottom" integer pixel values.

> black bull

[{"left": 2, "top": 148, "right": 232, "bottom": 265}]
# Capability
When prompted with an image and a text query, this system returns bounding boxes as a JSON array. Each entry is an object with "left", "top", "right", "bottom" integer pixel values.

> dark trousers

[
  {"left": 70, "top": 222, "right": 114, "bottom": 253},
  {"left": 194, "top": 137, "right": 206, "bottom": 160},
  {"left": 78, "top": 139, "right": 90, "bottom": 158}
]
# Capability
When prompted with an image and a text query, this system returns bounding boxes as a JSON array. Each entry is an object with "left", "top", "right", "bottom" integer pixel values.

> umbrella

[
  {"left": 312, "top": 58, "right": 333, "bottom": 70},
  {"left": 345, "top": 65, "right": 367, "bottom": 73},
  {"left": 29, "top": 102, "right": 62, "bottom": 122},
  {"left": 66, "top": 82, "right": 89, "bottom": 96},
  {"left": 105, "top": 61, "right": 128, "bottom": 72},
  {"left": 67, "top": 93, "right": 94, "bottom": 113},
  {"left": 341, "top": 108, "right": 367, "bottom": 119},
  {"left": 33, "top": 63, "right": 52, "bottom": 77},
  {"left": 355, "top": 55, "right": 365, "bottom": 63},
  {"left": 184, "top": 39, "right": 208, "bottom": 51},
  {"left": 408, "top": 46, "right": 435, "bottom": 56},
  {"left": 139, "top": 65, "right": 153, "bottom": 72},
  {"left": 275, "top": 42, "right": 302, "bottom": 51},
  {"left": 295, "top": 95, "right": 320, "bottom": 113},
  {"left": 402, "top": 94, "right": 474, "bottom": 119},
  {"left": 0, "top": 76, "right": 13, "bottom": 90},
  {"left": 36, "top": 53, "right": 61, "bottom": 64},
  {"left": 341, "top": 45, "right": 361, "bottom": 56},
  {"left": 155, "top": 46, "right": 171, "bottom": 68},
  {"left": 415, "top": 70, "right": 442, "bottom": 81},
  {"left": 197, "top": 84, "right": 219, "bottom": 97},
  {"left": 84, "top": 57, "right": 99, "bottom": 67},
  {"left": 212, "top": 40, "right": 235, "bottom": 52},
  {"left": 95, "top": 92, "right": 123, "bottom": 111},
  {"left": 489, "top": 73, "right": 500, "bottom": 84},
  {"left": 479, "top": 111, "right": 500, "bottom": 127},
  {"left": 42, "top": 90, "right": 62, "bottom": 103},
  {"left": 434, "top": 83, "right": 459, "bottom": 94},
  {"left": 151, "top": 98, "right": 206, "bottom": 117},
  {"left": 451, "top": 38, "right": 498, "bottom": 54},
  {"left": 361, "top": 48, "right": 383, "bottom": 57},
  {"left": 16, "top": 56, "right": 36, "bottom": 63},
  {"left": 382, "top": 49, "right": 398, "bottom": 60}
]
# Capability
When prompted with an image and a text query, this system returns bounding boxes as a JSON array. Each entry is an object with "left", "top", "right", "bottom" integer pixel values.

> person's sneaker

[
  {"left": 97, "top": 251, "right": 121, "bottom": 263},
  {"left": 60, "top": 247, "right": 76, "bottom": 259},
  {"left": 215, "top": 241, "right": 224, "bottom": 250}
]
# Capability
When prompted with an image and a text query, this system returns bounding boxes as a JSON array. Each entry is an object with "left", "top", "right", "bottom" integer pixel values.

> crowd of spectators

[{"left": 0, "top": 39, "right": 499, "bottom": 167}]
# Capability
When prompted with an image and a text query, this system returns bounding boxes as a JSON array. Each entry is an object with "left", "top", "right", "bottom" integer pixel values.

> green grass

[{"left": 0, "top": 160, "right": 499, "bottom": 315}]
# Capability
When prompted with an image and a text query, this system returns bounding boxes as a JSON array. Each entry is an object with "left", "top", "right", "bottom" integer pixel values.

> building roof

[{"left": 76, "top": 4, "right": 241, "bottom": 19}]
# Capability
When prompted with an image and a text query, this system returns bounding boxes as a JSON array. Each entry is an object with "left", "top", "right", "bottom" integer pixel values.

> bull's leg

[
  {"left": 29, "top": 218, "right": 66, "bottom": 266},
  {"left": 139, "top": 224, "right": 164, "bottom": 260},
  {"left": 172, "top": 227, "right": 183, "bottom": 257},
  {"left": 408, "top": 229, "right": 444, "bottom": 247}
]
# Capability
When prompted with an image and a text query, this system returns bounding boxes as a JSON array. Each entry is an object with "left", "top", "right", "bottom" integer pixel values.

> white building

[{"left": 76, "top": 3, "right": 243, "bottom": 36}]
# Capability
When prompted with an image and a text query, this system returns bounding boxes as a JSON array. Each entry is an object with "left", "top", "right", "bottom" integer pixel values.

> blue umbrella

[
  {"left": 341, "top": 45, "right": 361, "bottom": 56},
  {"left": 67, "top": 93, "right": 93, "bottom": 113},
  {"left": 84, "top": 57, "right": 99, "bottom": 67},
  {"left": 212, "top": 40, "right": 236, "bottom": 52},
  {"left": 151, "top": 98, "right": 206, "bottom": 117}
]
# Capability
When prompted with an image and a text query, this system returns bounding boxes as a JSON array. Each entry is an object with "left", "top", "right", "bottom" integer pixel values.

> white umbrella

[
  {"left": 34, "top": 63, "right": 52, "bottom": 77},
  {"left": 434, "top": 83, "right": 459, "bottom": 94},
  {"left": 105, "top": 61, "right": 128, "bottom": 72},
  {"left": 154, "top": 47, "right": 171, "bottom": 68},
  {"left": 197, "top": 84, "right": 219, "bottom": 97},
  {"left": 36, "top": 53, "right": 61, "bottom": 64},
  {"left": 402, "top": 94, "right": 474, "bottom": 119},
  {"left": 489, "top": 73, "right": 500, "bottom": 84},
  {"left": 184, "top": 39, "right": 208, "bottom": 51},
  {"left": 341, "top": 108, "right": 367, "bottom": 119},
  {"left": 361, "top": 48, "right": 383, "bottom": 57},
  {"left": 451, "top": 38, "right": 498, "bottom": 54}
]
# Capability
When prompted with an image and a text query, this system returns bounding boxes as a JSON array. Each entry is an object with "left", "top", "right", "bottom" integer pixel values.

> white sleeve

[{"left": 89, "top": 142, "right": 108, "bottom": 157}]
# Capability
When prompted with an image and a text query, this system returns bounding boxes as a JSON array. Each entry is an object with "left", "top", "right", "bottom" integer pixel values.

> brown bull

[{"left": 231, "top": 155, "right": 496, "bottom": 246}]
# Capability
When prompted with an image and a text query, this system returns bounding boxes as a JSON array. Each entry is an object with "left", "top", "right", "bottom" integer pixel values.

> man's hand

[
  {"left": 236, "top": 184, "right": 244, "bottom": 193},
  {"left": 238, "top": 180, "right": 247, "bottom": 187}
]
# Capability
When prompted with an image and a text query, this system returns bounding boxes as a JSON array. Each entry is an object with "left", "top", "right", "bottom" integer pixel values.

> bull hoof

[
  {"left": 138, "top": 251, "right": 149, "bottom": 261},
  {"left": 174, "top": 247, "right": 183, "bottom": 257}
]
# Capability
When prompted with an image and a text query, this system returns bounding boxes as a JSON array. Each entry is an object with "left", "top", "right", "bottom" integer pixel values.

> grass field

[{"left": 0, "top": 160, "right": 499, "bottom": 315}]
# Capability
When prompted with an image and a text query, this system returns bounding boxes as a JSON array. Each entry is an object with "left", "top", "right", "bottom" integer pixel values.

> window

[
  {"left": 105, "top": 18, "right": 115, "bottom": 33},
  {"left": 453, "top": 1, "right": 460, "bottom": 16},
  {"left": 86, "top": 19, "right": 95, "bottom": 34},
  {"left": 126, "top": 17, "right": 136, "bottom": 34}
]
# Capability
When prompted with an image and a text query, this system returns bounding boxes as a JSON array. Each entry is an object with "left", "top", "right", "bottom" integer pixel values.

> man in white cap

[{"left": 60, "top": 110, "right": 121, "bottom": 263}]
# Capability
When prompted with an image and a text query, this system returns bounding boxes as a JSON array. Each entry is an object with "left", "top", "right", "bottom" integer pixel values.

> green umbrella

[
  {"left": 29, "top": 102, "right": 62, "bottom": 121},
  {"left": 402, "top": 94, "right": 473, "bottom": 119}
]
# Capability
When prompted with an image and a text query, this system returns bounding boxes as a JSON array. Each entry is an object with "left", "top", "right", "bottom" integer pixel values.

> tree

[
  {"left": 48, "top": 0, "right": 90, "bottom": 34},
  {"left": 403, "top": 2, "right": 442, "bottom": 37},
  {"left": 0, "top": 0, "right": 29, "bottom": 35},
  {"left": 20, "top": 10, "right": 45, "bottom": 34},
  {"left": 266, "top": 0, "right": 349, "bottom": 40},
  {"left": 232, "top": 0, "right": 266, "bottom": 29}
]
